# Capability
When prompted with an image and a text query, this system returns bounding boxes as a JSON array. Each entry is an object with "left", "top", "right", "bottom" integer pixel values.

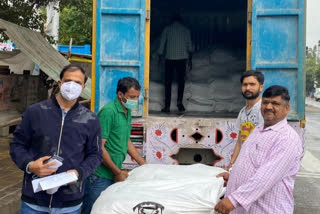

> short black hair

[
  {"left": 240, "top": 70, "right": 264, "bottom": 85},
  {"left": 262, "top": 85, "right": 290, "bottom": 103},
  {"left": 171, "top": 12, "right": 182, "bottom": 23},
  {"left": 117, "top": 77, "right": 141, "bottom": 94},
  {"left": 60, "top": 64, "right": 88, "bottom": 83}
]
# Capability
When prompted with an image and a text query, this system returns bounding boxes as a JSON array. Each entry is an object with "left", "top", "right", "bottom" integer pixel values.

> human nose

[
  {"left": 243, "top": 84, "right": 250, "bottom": 90},
  {"left": 265, "top": 103, "right": 273, "bottom": 109}
]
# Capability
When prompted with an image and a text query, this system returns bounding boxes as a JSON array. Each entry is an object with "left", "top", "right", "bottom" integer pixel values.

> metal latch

[
  {"left": 146, "top": 10, "right": 150, "bottom": 21},
  {"left": 247, "top": 12, "right": 252, "bottom": 24},
  {"left": 144, "top": 88, "right": 149, "bottom": 100}
]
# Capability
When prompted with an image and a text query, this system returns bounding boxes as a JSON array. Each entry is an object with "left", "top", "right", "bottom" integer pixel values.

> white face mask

[{"left": 60, "top": 81, "right": 83, "bottom": 101}]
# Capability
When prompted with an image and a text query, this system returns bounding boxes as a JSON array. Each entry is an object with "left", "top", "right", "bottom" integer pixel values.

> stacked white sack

[{"left": 149, "top": 46, "right": 245, "bottom": 113}]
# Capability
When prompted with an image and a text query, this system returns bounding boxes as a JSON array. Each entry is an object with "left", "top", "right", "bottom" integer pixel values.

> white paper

[
  {"left": 47, "top": 159, "right": 63, "bottom": 169},
  {"left": 32, "top": 172, "right": 78, "bottom": 193}
]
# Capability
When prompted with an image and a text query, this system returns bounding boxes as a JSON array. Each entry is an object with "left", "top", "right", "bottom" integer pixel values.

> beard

[{"left": 242, "top": 90, "right": 260, "bottom": 100}]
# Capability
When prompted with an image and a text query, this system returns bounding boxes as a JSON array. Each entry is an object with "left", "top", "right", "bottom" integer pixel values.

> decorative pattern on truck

[
  {"left": 122, "top": 119, "right": 304, "bottom": 170},
  {"left": 122, "top": 122, "right": 144, "bottom": 169},
  {"left": 145, "top": 117, "right": 238, "bottom": 168}
]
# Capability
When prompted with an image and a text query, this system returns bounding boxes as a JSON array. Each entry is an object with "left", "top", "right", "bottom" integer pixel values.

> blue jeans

[
  {"left": 81, "top": 174, "right": 114, "bottom": 214},
  {"left": 20, "top": 201, "right": 80, "bottom": 214}
]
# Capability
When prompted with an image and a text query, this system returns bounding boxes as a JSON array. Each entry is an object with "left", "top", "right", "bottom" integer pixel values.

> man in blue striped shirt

[{"left": 158, "top": 13, "right": 193, "bottom": 113}]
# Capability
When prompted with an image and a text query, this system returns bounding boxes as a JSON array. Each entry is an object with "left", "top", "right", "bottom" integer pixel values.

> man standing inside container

[
  {"left": 227, "top": 71, "right": 264, "bottom": 171},
  {"left": 215, "top": 85, "right": 303, "bottom": 214},
  {"left": 82, "top": 77, "right": 146, "bottom": 214},
  {"left": 158, "top": 12, "right": 193, "bottom": 113}
]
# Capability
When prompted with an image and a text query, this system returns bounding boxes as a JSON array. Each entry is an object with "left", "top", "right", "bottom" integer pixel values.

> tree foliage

[
  {"left": 59, "top": 0, "right": 92, "bottom": 45},
  {"left": 0, "top": 0, "right": 47, "bottom": 40},
  {"left": 305, "top": 45, "right": 320, "bottom": 94},
  {"left": 0, "top": 0, "right": 92, "bottom": 45}
]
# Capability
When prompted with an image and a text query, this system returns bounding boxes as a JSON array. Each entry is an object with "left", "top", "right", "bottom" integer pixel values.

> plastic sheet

[{"left": 92, "top": 164, "right": 226, "bottom": 214}]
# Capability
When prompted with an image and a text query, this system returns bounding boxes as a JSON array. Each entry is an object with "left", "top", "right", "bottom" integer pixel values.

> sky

[{"left": 306, "top": 0, "right": 320, "bottom": 48}]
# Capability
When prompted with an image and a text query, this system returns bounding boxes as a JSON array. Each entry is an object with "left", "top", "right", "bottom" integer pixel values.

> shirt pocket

[{"left": 249, "top": 144, "right": 268, "bottom": 168}]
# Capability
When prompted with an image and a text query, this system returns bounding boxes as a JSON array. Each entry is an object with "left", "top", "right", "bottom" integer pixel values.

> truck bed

[{"left": 148, "top": 110, "right": 238, "bottom": 118}]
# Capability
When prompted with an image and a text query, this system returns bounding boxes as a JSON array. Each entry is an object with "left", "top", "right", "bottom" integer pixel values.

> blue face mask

[{"left": 122, "top": 97, "right": 138, "bottom": 110}]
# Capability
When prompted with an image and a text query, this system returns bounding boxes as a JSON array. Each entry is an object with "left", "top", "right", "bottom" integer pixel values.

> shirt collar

[
  {"left": 172, "top": 21, "right": 182, "bottom": 26},
  {"left": 255, "top": 98, "right": 262, "bottom": 107},
  {"left": 114, "top": 97, "right": 124, "bottom": 113},
  {"left": 258, "top": 118, "right": 288, "bottom": 132},
  {"left": 60, "top": 107, "right": 68, "bottom": 118},
  {"left": 246, "top": 98, "right": 261, "bottom": 112},
  {"left": 53, "top": 95, "right": 79, "bottom": 111}
]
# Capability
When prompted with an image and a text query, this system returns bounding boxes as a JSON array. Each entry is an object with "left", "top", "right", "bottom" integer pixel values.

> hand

[
  {"left": 217, "top": 172, "right": 230, "bottom": 187},
  {"left": 114, "top": 170, "right": 128, "bottom": 182},
  {"left": 188, "top": 59, "right": 192, "bottom": 70},
  {"left": 28, "top": 156, "right": 58, "bottom": 177},
  {"left": 227, "top": 163, "right": 233, "bottom": 172},
  {"left": 215, "top": 198, "right": 235, "bottom": 214},
  {"left": 139, "top": 159, "right": 147, "bottom": 165},
  {"left": 67, "top": 169, "right": 79, "bottom": 185}
]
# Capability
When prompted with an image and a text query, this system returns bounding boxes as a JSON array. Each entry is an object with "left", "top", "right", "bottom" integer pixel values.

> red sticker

[
  {"left": 156, "top": 151, "right": 162, "bottom": 159},
  {"left": 230, "top": 132, "right": 237, "bottom": 139},
  {"left": 155, "top": 129, "right": 162, "bottom": 136}
]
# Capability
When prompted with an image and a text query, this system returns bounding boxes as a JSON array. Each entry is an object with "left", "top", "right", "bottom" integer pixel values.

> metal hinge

[
  {"left": 146, "top": 10, "right": 150, "bottom": 21},
  {"left": 300, "top": 120, "right": 306, "bottom": 128},
  {"left": 247, "top": 11, "right": 252, "bottom": 24},
  {"left": 144, "top": 88, "right": 149, "bottom": 100}
]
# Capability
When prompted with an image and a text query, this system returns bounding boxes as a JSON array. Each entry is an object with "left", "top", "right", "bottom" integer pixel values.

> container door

[
  {"left": 94, "top": 0, "right": 145, "bottom": 116},
  {"left": 251, "top": 0, "right": 306, "bottom": 120}
]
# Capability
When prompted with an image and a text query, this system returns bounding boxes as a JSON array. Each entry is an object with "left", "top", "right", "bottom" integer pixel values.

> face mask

[
  {"left": 60, "top": 81, "right": 83, "bottom": 101},
  {"left": 122, "top": 97, "right": 138, "bottom": 110}
]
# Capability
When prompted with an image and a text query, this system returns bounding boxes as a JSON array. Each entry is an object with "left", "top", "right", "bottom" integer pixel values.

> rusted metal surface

[{"left": 0, "top": 74, "right": 47, "bottom": 113}]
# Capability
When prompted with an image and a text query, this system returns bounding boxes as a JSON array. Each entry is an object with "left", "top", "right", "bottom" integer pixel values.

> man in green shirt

[{"left": 82, "top": 77, "right": 146, "bottom": 214}]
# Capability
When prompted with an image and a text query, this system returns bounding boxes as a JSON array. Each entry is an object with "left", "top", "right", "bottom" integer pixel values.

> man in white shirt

[
  {"left": 158, "top": 13, "right": 192, "bottom": 113},
  {"left": 227, "top": 71, "right": 265, "bottom": 170}
]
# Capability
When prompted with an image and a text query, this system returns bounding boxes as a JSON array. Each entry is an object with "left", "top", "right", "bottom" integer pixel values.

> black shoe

[
  {"left": 177, "top": 104, "right": 185, "bottom": 112},
  {"left": 161, "top": 107, "right": 170, "bottom": 113}
]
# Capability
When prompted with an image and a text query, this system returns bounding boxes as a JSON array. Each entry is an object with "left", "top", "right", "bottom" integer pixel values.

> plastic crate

[{"left": 58, "top": 44, "right": 91, "bottom": 55}]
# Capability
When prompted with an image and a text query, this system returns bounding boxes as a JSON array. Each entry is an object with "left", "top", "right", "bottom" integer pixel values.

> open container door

[
  {"left": 92, "top": 0, "right": 146, "bottom": 116},
  {"left": 251, "top": 0, "right": 306, "bottom": 120}
]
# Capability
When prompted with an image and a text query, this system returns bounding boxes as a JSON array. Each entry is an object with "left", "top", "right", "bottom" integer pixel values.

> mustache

[{"left": 264, "top": 109, "right": 274, "bottom": 113}]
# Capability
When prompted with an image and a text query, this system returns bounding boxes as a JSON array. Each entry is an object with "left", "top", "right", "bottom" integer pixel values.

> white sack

[
  {"left": 148, "top": 46, "right": 246, "bottom": 113},
  {"left": 92, "top": 164, "right": 226, "bottom": 214}
]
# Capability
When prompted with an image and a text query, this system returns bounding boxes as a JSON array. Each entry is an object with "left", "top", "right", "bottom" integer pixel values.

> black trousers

[{"left": 164, "top": 59, "right": 186, "bottom": 108}]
